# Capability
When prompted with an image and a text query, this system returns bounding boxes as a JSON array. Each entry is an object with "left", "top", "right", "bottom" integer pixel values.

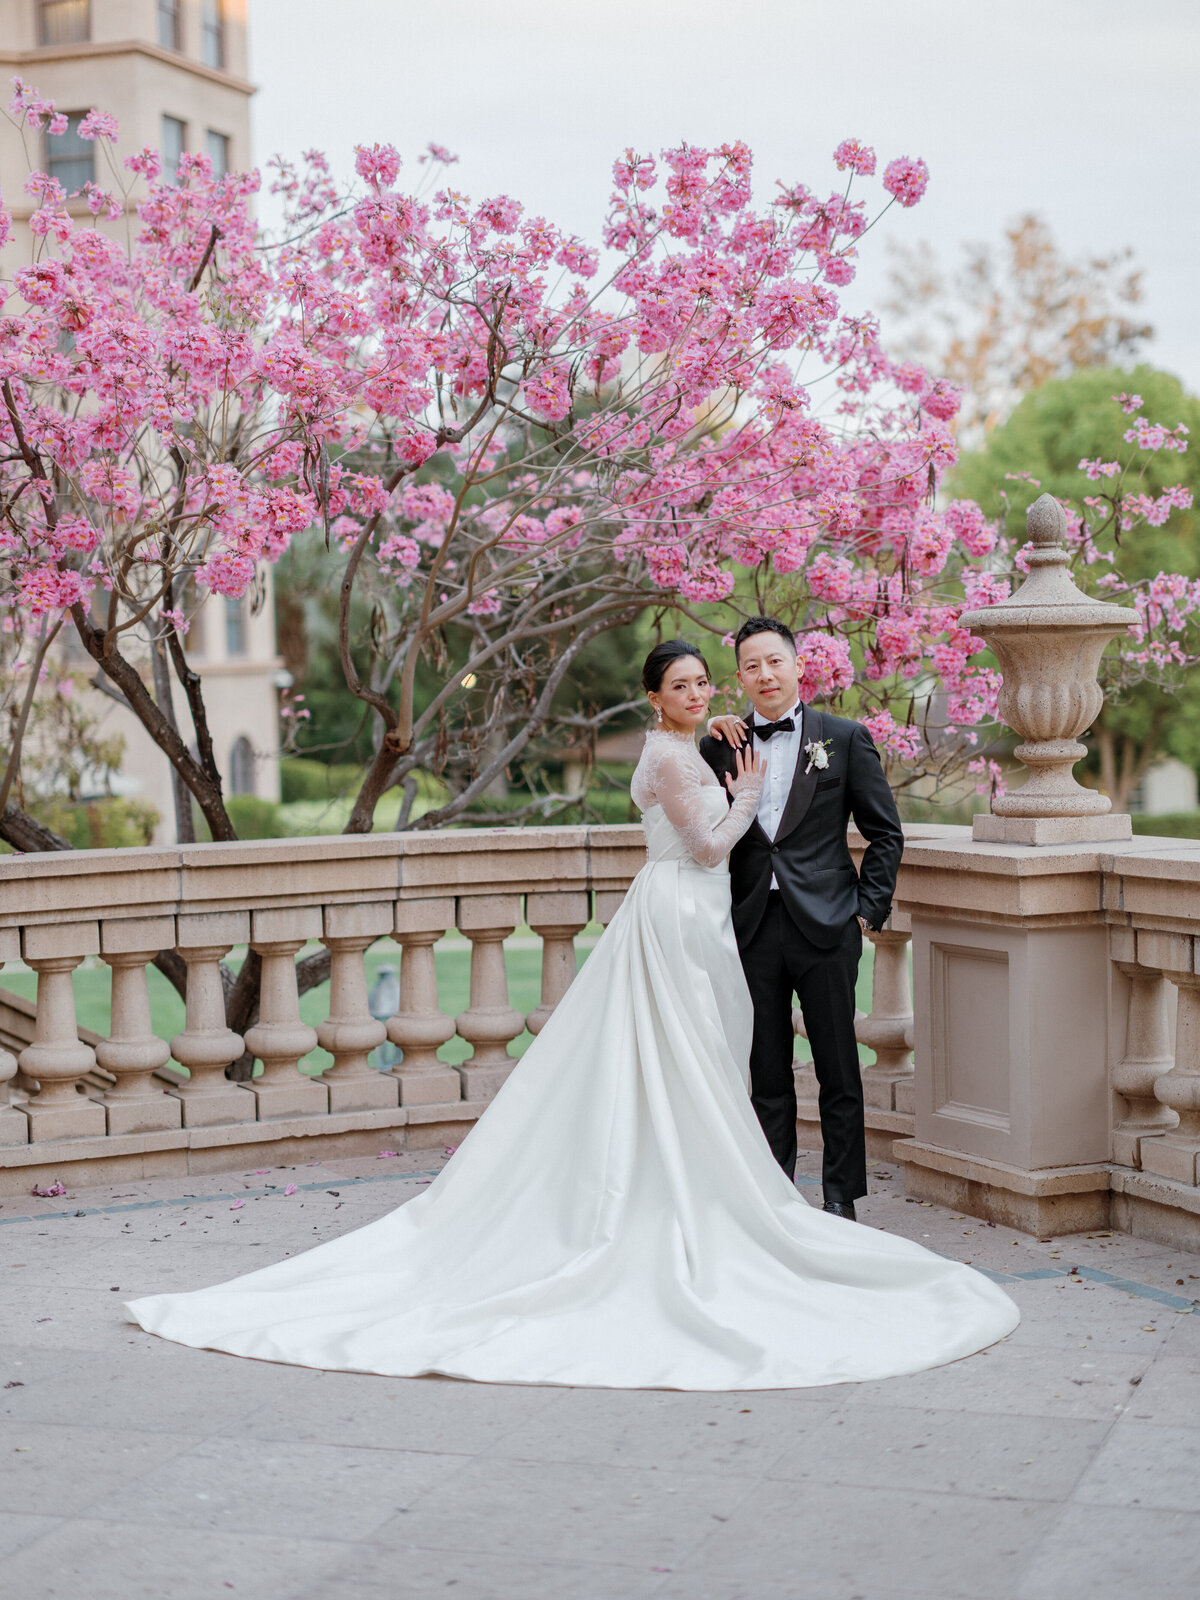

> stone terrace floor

[{"left": 3, "top": 1148, "right": 1200, "bottom": 1600}]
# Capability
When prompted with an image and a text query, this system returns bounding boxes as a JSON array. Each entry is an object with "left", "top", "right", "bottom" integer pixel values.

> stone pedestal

[
  {"left": 973, "top": 814, "right": 1133, "bottom": 846},
  {"left": 892, "top": 834, "right": 1118, "bottom": 1235}
]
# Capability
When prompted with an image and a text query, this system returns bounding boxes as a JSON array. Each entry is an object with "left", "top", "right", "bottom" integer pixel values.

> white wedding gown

[{"left": 126, "top": 731, "right": 1018, "bottom": 1388}]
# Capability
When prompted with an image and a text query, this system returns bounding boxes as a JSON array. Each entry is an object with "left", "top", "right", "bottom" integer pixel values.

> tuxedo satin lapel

[{"left": 775, "top": 705, "right": 821, "bottom": 843}]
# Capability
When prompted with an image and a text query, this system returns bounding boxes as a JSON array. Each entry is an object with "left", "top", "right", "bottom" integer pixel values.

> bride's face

[{"left": 649, "top": 658, "right": 713, "bottom": 731}]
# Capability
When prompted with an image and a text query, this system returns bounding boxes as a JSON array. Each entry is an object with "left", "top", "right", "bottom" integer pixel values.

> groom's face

[{"left": 736, "top": 632, "right": 800, "bottom": 719}]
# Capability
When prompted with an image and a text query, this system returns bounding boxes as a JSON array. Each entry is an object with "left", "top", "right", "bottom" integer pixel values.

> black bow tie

[{"left": 753, "top": 717, "right": 795, "bottom": 742}]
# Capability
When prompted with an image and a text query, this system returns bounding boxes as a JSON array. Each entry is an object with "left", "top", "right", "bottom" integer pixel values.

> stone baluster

[
  {"left": 167, "top": 913, "right": 256, "bottom": 1127},
  {"left": 316, "top": 904, "right": 397, "bottom": 1112},
  {"left": 1140, "top": 933, "right": 1200, "bottom": 1187},
  {"left": 388, "top": 899, "right": 460, "bottom": 1106},
  {"left": 17, "top": 922, "right": 104, "bottom": 1141},
  {"left": 594, "top": 891, "right": 627, "bottom": 928},
  {"left": 525, "top": 892, "right": 589, "bottom": 1035},
  {"left": 96, "top": 918, "right": 178, "bottom": 1136},
  {"left": 454, "top": 895, "right": 524, "bottom": 1101},
  {"left": 243, "top": 909, "right": 327, "bottom": 1119},
  {"left": 0, "top": 936, "right": 27, "bottom": 1146},
  {"left": 856, "top": 924, "right": 916, "bottom": 1116},
  {"left": 1109, "top": 928, "right": 1177, "bottom": 1169}
]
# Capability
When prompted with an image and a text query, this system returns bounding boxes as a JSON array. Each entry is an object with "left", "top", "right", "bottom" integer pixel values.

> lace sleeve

[{"left": 636, "top": 737, "right": 762, "bottom": 868}]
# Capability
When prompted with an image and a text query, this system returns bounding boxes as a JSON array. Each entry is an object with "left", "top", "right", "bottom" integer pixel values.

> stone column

[
  {"left": 18, "top": 922, "right": 104, "bottom": 1142},
  {"left": 1109, "top": 928, "right": 1177, "bottom": 1169},
  {"left": 455, "top": 895, "right": 524, "bottom": 1101},
  {"left": 1141, "top": 935, "right": 1200, "bottom": 1186},
  {"left": 525, "top": 892, "right": 589, "bottom": 1035},
  {"left": 168, "top": 912, "right": 255, "bottom": 1127},
  {"left": 317, "top": 904, "right": 397, "bottom": 1112},
  {"left": 243, "top": 908, "right": 326, "bottom": 1119},
  {"left": 388, "top": 899, "right": 460, "bottom": 1106},
  {"left": 96, "top": 917, "right": 178, "bottom": 1136},
  {"left": 856, "top": 926, "right": 915, "bottom": 1114}
]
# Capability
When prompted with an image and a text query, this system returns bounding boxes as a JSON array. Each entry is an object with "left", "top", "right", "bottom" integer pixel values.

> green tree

[{"left": 950, "top": 365, "right": 1200, "bottom": 809}]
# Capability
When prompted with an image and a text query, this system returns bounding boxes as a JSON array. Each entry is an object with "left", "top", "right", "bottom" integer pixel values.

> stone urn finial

[{"left": 960, "top": 492, "right": 1138, "bottom": 844}]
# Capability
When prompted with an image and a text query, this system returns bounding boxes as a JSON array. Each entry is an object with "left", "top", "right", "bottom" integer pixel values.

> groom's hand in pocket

[{"left": 709, "top": 715, "right": 749, "bottom": 747}]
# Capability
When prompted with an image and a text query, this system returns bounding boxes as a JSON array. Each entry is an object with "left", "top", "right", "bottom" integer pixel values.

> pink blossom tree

[{"left": 2, "top": 74, "right": 1196, "bottom": 871}]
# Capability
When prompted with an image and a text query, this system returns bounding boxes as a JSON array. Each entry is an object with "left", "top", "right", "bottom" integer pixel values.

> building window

[
  {"left": 157, "top": 0, "right": 182, "bottom": 51},
  {"left": 39, "top": 1, "right": 90, "bottom": 46},
  {"left": 225, "top": 595, "right": 246, "bottom": 656},
  {"left": 206, "top": 130, "right": 229, "bottom": 178},
  {"left": 201, "top": 0, "right": 226, "bottom": 70},
  {"left": 230, "top": 736, "right": 257, "bottom": 797},
  {"left": 161, "top": 115, "right": 186, "bottom": 183},
  {"left": 45, "top": 112, "right": 94, "bottom": 191}
]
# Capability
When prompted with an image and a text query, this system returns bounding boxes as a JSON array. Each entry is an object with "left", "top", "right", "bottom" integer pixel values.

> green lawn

[{"left": 1, "top": 933, "right": 878, "bottom": 1072}]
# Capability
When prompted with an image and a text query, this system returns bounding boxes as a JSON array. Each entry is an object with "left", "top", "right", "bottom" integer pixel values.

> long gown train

[{"left": 126, "top": 742, "right": 1018, "bottom": 1389}]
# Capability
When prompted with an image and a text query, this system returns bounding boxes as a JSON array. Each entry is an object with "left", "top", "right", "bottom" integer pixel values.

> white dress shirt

[{"left": 750, "top": 698, "right": 803, "bottom": 886}]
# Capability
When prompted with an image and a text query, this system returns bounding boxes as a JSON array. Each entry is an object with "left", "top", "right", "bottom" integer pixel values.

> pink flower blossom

[
  {"left": 860, "top": 708, "right": 922, "bottom": 760},
  {"left": 354, "top": 142, "right": 401, "bottom": 189},
  {"left": 968, "top": 757, "right": 1007, "bottom": 800},
  {"left": 795, "top": 631, "right": 854, "bottom": 700},
  {"left": 833, "top": 139, "right": 876, "bottom": 177},
  {"left": 882, "top": 156, "right": 929, "bottom": 207},
  {"left": 197, "top": 553, "right": 255, "bottom": 598},
  {"left": 524, "top": 365, "right": 572, "bottom": 422},
  {"left": 18, "top": 566, "right": 91, "bottom": 615},
  {"left": 78, "top": 109, "right": 119, "bottom": 141}
]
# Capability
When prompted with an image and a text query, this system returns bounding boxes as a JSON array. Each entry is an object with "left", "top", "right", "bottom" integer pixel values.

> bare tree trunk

[{"left": 149, "top": 633, "right": 196, "bottom": 844}]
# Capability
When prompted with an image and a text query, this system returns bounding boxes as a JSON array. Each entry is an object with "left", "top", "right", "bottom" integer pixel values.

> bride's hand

[
  {"left": 709, "top": 714, "right": 749, "bottom": 748},
  {"left": 725, "top": 744, "right": 764, "bottom": 798}
]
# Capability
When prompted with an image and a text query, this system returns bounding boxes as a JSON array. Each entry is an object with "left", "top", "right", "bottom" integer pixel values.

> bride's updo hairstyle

[{"left": 641, "top": 639, "right": 711, "bottom": 694}]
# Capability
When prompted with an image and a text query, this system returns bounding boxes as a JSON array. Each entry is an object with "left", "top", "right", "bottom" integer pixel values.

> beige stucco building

[{"left": 1, "top": 3, "right": 284, "bottom": 839}]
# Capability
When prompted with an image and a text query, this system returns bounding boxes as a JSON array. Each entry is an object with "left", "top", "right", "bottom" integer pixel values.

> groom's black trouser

[{"left": 740, "top": 892, "right": 867, "bottom": 1203}]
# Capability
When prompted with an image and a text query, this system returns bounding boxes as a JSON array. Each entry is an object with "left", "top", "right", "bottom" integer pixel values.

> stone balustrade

[
  {"left": 2, "top": 820, "right": 1200, "bottom": 1251},
  {"left": 0, "top": 826, "right": 645, "bottom": 1195}
]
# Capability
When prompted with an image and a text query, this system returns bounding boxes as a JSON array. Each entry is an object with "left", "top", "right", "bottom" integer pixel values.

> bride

[{"left": 127, "top": 639, "right": 1018, "bottom": 1389}]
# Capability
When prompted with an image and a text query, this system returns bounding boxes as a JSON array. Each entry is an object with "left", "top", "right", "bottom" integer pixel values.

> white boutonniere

[{"left": 804, "top": 738, "right": 833, "bottom": 775}]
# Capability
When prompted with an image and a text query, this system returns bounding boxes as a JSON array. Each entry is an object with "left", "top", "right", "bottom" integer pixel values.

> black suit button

[{"left": 770, "top": 845, "right": 779, "bottom": 855}]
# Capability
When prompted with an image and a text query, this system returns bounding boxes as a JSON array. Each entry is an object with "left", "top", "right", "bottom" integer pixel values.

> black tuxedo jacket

[{"left": 699, "top": 705, "right": 904, "bottom": 950}]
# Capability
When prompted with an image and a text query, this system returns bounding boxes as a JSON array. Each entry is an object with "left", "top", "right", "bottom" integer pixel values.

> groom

[{"left": 700, "top": 616, "right": 903, "bottom": 1220}]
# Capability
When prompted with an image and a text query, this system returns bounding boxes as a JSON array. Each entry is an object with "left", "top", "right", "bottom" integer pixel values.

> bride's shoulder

[{"left": 637, "top": 729, "right": 700, "bottom": 777}]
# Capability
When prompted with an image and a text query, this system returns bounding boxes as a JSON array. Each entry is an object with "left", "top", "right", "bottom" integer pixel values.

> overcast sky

[{"left": 247, "top": 0, "right": 1200, "bottom": 396}]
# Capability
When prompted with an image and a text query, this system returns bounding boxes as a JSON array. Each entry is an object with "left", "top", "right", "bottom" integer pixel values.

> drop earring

[{"left": 655, "top": 705, "right": 663, "bottom": 723}]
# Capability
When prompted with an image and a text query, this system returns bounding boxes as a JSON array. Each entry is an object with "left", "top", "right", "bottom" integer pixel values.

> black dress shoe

[{"left": 822, "top": 1200, "right": 857, "bottom": 1221}]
